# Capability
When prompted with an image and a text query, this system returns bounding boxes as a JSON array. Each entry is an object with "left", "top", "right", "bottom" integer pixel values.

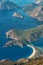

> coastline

[
  {"left": 17, "top": 44, "right": 36, "bottom": 63},
  {"left": 27, "top": 45, "right": 36, "bottom": 59},
  {"left": 17, "top": 44, "right": 37, "bottom": 63},
  {"left": 0, "top": 59, "right": 6, "bottom": 63},
  {"left": 0, "top": 44, "right": 43, "bottom": 62},
  {"left": 27, "top": 45, "right": 43, "bottom": 59}
]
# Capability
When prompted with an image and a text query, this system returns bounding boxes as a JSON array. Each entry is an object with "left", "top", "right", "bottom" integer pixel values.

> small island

[{"left": 13, "top": 12, "right": 24, "bottom": 19}]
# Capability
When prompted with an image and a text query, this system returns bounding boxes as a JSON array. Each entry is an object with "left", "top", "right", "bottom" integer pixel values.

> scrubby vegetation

[{"left": 0, "top": 57, "right": 43, "bottom": 65}]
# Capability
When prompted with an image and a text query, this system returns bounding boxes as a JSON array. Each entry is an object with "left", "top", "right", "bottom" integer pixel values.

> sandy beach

[
  {"left": 17, "top": 44, "right": 36, "bottom": 62},
  {"left": 27, "top": 45, "right": 36, "bottom": 59}
]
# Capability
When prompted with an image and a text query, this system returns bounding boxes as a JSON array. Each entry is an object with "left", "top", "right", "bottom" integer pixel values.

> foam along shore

[
  {"left": 27, "top": 45, "right": 36, "bottom": 59},
  {"left": 18, "top": 45, "right": 37, "bottom": 62},
  {"left": 13, "top": 12, "right": 24, "bottom": 19},
  {"left": 27, "top": 45, "right": 43, "bottom": 59}
]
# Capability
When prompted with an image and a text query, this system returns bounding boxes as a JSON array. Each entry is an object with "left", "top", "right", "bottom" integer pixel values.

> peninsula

[{"left": 3, "top": 25, "right": 43, "bottom": 60}]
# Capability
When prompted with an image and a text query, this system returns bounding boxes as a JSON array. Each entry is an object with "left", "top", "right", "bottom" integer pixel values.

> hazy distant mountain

[
  {"left": 0, "top": 0, "right": 20, "bottom": 10},
  {"left": 23, "top": 0, "right": 43, "bottom": 21}
]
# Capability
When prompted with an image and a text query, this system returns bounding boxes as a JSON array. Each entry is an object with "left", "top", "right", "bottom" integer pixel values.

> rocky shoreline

[
  {"left": 0, "top": 56, "right": 43, "bottom": 65},
  {"left": 4, "top": 25, "right": 43, "bottom": 47},
  {"left": 2, "top": 25, "right": 43, "bottom": 61}
]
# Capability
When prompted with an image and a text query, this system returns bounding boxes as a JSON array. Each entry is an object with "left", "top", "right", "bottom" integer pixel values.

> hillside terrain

[
  {"left": 23, "top": 0, "right": 43, "bottom": 21},
  {"left": 0, "top": 0, "right": 43, "bottom": 65},
  {"left": 0, "top": 0, "right": 20, "bottom": 10},
  {"left": 0, "top": 57, "right": 43, "bottom": 65},
  {"left": 4, "top": 25, "right": 43, "bottom": 48}
]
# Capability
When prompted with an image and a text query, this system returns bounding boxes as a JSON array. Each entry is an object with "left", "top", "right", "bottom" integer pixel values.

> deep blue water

[
  {"left": 32, "top": 38, "right": 43, "bottom": 47},
  {"left": 0, "top": 0, "right": 43, "bottom": 61},
  {"left": 0, "top": 9, "right": 38, "bottom": 61},
  {"left": 0, "top": 10, "right": 39, "bottom": 46},
  {"left": 0, "top": 46, "right": 33, "bottom": 61}
]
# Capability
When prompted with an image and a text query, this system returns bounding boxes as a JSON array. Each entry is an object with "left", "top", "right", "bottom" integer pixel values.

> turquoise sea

[
  {"left": 0, "top": 0, "right": 43, "bottom": 61},
  {"left": 10, "top": 0, "right": 36, "bottom": 6}
]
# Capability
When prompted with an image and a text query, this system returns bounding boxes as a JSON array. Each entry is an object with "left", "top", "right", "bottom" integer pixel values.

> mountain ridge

[
  {"left": 0, "top": 0, "right": 20, "bottom": 10},
  {"left": 23, "top": 0, "right": 43, "bottom": 21}
]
